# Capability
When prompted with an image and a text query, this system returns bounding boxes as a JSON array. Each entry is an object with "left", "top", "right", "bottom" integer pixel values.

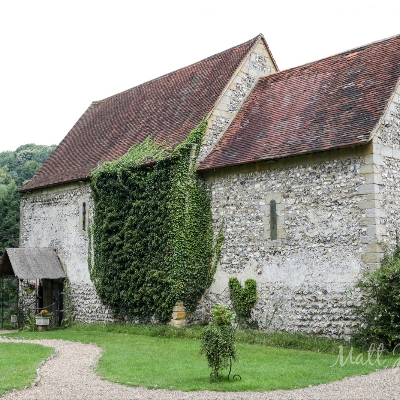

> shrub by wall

[
  {"left": 229, "top": 278, "right": 258, "bottom": 328},
  {"left": 352, "top": 245, "right": 400, "bottom": 350}
]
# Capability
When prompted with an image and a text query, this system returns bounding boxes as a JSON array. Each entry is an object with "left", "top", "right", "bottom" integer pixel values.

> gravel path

[{"left": 1, "top": 334, "right": 400, "bottom": 399}]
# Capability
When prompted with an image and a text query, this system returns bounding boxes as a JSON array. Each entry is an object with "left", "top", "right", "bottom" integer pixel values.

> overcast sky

[{"left": 1, "top": 0, "right": 400, "bottom": 152}]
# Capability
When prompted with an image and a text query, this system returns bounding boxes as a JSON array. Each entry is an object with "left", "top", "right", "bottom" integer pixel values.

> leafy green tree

[
  {"left": 0, "top": 166, "right": 13, "bottom": 186},
  {"left": 17, "top": 160, "right": 41, "bottom": 185},
  {"left": 0, "top": 144, "right": 55, "bottom": 253},
  {"left": 0, "top": 181, "right": 20, "bottom": 250}
]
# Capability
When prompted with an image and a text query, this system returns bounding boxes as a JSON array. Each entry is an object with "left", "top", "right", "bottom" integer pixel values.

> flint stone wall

[
  {"left": 375, "top": 84, "right": 400, "bottom": 246},
  {"left": 198, "top": 147, "right": 372, "bottom": 338},
  {"left": 19, "top": 82, "right": 400, "bottom": 332},
  {"left": 20, "top": 182, "right": 113, "bottom": 322}
]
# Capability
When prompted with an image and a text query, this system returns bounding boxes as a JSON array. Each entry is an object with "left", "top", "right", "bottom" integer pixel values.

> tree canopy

[{"left": 0, "top": 144, "right": 56, "bottom": 252}]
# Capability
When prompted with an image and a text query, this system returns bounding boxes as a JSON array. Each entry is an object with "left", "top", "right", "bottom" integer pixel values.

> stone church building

[{"left": 16, "top": 33, "right": 400, "bottom": 337}]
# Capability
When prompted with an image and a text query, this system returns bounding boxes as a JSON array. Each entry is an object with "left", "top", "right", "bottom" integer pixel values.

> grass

[
  {"left": 0, "top": 342, "right": 54, "bottom": 395},
  {"left": 2, "top": 323, "right": 399, "bottom": 392}
]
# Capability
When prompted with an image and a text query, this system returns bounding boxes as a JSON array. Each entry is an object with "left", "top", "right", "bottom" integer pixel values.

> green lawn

[
  {"left": 2, "top": 324, "right": 398, "bottom": 392},
  {"left": 0, "top": 342, "right": 54, "bottom": 395}
]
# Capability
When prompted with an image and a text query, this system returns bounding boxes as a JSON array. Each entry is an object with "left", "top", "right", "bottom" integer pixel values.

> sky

[{"left": 1, "top": 0, "right": 400, "bottom": 152}]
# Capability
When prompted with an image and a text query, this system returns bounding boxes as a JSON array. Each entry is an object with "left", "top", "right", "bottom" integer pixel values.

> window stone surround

[{"left": 262, "top": 192, "right": 286, "bottom": 245}]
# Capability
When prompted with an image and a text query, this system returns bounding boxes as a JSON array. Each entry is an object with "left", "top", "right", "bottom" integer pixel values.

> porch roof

[{"left": 0, "top": 248, "right": 65, "bottom": 279}]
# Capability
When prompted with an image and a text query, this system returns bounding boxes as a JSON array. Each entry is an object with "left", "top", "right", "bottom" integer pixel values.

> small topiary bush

[
  {"left": 200, "top": 304, "right": 237, "bottom": 380},
  {"left": 228, "top": 278, "right": 258, "bottom": 329},
  {"left": 352, "top": 245, "right": 400, "bottom": 350}
]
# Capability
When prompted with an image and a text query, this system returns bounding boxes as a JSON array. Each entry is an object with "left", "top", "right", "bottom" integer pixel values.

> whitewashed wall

[{"left": 20, "top": 182, "right": 113, "bottom": 322}]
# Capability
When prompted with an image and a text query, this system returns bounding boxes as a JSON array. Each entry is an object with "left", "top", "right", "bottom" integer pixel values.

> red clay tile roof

[
  {"left": 199, "top": 34, "right": 400, "bottom": 171},
  {"left": 20, "top": 35, "right": 263, "bottom": 192}
]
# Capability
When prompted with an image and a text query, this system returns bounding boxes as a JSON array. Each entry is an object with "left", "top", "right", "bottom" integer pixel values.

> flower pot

[
  {"left": 10, "top": 315, "right": 17, "bottom": 323},
  {"left": 36, "top": 317, "right": 50, "bottom": 332},
  {"left": 35, "top": 317, "right": 50, "bottom": 326}
]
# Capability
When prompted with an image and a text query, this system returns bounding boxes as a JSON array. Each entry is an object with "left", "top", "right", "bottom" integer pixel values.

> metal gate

[
  {"left": 0, "top": 277, "right": 64, "bottom": 329},
  {"left": 0, "top": 275, "right": 19, "bottom": 329}
]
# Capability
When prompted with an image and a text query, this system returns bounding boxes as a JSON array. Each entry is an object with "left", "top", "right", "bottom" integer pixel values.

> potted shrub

[{"left": 35, "top": 310, "right": 51, "bottom": 331}]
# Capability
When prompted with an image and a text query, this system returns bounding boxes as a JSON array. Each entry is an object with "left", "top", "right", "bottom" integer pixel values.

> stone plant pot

[{"left": 35, "top": 317, "right": 50, "bottom": 332}]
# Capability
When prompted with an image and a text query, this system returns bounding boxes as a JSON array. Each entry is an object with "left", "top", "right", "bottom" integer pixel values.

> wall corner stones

[
  {"left": 170, "top": 301, "right": 187, "bottom": 328},
  {"left": 357, "top": 137, "right": 388, "bottom": 269},
  {"left": 370, "top": 83, "right": 400, "bottom": 249}
]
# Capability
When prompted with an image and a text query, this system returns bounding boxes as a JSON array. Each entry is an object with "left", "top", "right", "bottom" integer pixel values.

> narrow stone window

[
  {"left": 263, "top": 192, "right": 285, "bottom": 243},
  {"left": 270, "top": 200, "right": 277, "bottom": 240},
  {"left": 82, "top": 202, "right": 86, "bottom": 231}
]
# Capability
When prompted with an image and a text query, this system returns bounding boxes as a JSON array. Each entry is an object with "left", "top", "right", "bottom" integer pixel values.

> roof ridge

[
  {"left": 19, "top": 34, "right": 261, "bottom": 192},
  {"left": 270, "top": 32, "right": 400, "bottom": 76},
  {"left": 93, "top": 35, "right": 262, "bottom": 104}
]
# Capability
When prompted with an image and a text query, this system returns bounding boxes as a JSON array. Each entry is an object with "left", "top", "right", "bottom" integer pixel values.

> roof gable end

[
  {"left": 19, "top": 35, "right": 269, "bottom": 192},
  {"left": 198, "top": 34, "right": 278, "bottom": 163},
  {"left": 199, "top": 34, "right": 400, "bottom": 170}
]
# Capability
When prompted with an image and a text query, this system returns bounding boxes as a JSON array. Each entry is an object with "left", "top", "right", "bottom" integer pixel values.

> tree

[
  {"left": 200, "top": 304, "right": 237, "bottom": 380},
  {"left": 0, "top": 144, "right": 56, "bottom": 253},
  {"left": 0, "top": 181, "right": 20, "bottom": 250}
]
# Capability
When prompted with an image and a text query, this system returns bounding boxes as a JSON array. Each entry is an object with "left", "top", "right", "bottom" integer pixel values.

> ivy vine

[
  {"left": 89, "top": 120, "right": 222, "bottom": 322},
  {"left": 61, "top": 277, "right": 76, "bottom": 328}
]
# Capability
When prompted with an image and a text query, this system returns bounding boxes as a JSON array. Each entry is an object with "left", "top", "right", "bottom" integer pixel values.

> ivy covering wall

[{"left": 89, "top": 121, "right": 223, "bottom": 322}]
